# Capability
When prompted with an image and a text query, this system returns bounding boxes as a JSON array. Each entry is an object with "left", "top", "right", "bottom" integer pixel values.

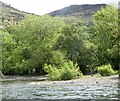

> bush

[
  {"left": 97, "top": 64, "right": 115, "bottom": 76},
  {"left": 50, "top": 51, "right": 66, "bottom": 67},
  {"left": 113, "top": 70, "right": 118, "bottom": 75},
  {"left": 44, "top": 60, "right": 83, "bottom": 81},
  {"left": 44, "top": 64, "right": 61, "bottom": 81}
]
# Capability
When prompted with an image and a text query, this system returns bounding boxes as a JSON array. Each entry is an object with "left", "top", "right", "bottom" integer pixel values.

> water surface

[{"left": 1, "top": 76, "right": 119, "bottom": 100}]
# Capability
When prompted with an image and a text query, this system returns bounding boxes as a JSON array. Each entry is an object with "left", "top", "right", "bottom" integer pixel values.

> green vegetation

[
  {"left": 2, "top": 15, "right": 64, "bottom": 75},
  {"left": 44, "top": 60, "right": 83, "bottom": 81},
  {"left": 56, "top": 22, "right": 97, "bottom": 74},
  {"left": 1, "top": 5, "right": 119, "bottom": 80},
  {"left": 97, "top": 64, "right": 115, "bottom": 76},
  {"left": 93, "top": 6, "right": 119, "bottom": 70}
]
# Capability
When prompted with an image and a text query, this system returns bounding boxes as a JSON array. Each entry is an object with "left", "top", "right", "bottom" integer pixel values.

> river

[{"left": 1, "top": 75, "right": 119, "bottom": 100}]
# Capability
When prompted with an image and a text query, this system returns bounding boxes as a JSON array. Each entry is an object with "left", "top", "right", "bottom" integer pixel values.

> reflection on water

[{"left": 1, "top": 78, "right": 119, "bottom": 100}]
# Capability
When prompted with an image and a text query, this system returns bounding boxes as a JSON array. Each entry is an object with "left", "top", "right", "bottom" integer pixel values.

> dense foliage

[
  {"left": 1, "top": 5, "right": 118, "bottom": 79},
  {"left": 55, "top": 22, "right": 98, "bottom": 74},
  {"left": 93, "top": 6, "right": 119, "bottom": 70},
  {"left": 44, "top": 60, "right": 83, "bottom": 81},
  {"left": 97, "top": 64, "right": 115, "bottom": 76},
  {"left": 2, "top": 15, "right": 64, "bottom": 75}
]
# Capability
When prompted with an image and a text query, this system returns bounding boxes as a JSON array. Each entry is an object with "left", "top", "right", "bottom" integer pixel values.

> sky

[{"left": 1, "top": 0, "right": 118, "bottom": 15}]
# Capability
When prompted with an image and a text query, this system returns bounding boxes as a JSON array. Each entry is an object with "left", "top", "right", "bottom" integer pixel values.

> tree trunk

[{"left": 0, "top": 71, "right": 4, "bottom": 78}]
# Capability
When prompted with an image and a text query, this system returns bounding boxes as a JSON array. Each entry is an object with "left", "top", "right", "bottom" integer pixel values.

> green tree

[
  {"left": 5, "top": 15, "right": 64, "bottom": 75},
  {"left": 93, "top": 6, "right": 119, "bottom": 70},
  {"left": 1, "top": 31, "right": 17, "bottom": 75},
  {"left": 55, "top": 22, "right": 98, "bottom": 74}
]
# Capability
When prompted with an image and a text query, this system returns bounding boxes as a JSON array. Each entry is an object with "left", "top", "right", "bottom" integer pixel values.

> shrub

[
  {"left": 60, "top": 66, "right": 74, "bottom": 80},
  {"left": 113, "top": 70, "right": 118, "bottom": 75},
  {"left": 44, "top": 64, "right": 60, "bottom": 81},
  {"left": 50, "top": 51, "right": 66, "bottom": 67},
  {"left": 60, "top": 61, "right": 82, "bottom": 80},
  {"left": 97, "top": 64, "right": 115, "bottom": 76},
  {"left": 44, "top": 60, "right": 83, "bottom": 81}
]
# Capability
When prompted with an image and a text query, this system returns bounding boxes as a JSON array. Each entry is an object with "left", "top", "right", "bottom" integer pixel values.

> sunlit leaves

[
  {"left": 93, "top": 6, "right": 119, "bottom": 69},
  {"left": 4, "top": 15, "right": 64, "bottom": 75}
]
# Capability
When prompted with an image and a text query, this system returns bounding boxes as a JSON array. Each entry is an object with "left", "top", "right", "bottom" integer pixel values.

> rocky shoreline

[
  {"left": 0, "top": 75, "right": 119, "bottom": 82},
  {"left": 1, "top": 99, "right": 119, "bottom": 101},
  {"left": 0, "top": 75, "right": 47, "bottom": 81}
]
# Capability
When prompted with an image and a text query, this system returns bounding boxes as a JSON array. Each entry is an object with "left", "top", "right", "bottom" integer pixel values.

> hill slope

[
  {"left": 0, "top": 1, "right": 33, "bottom": 27},
  {"left": 49, "top": 4, "right": 107, "bottom": 23},
  {"left": 0, "top": 1, "right": 107, "bottom": 26}
]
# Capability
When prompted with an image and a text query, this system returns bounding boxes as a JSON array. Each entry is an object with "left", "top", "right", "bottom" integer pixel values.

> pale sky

[{"left": 1, "top": 0, "right": 118, "bottom": 15}]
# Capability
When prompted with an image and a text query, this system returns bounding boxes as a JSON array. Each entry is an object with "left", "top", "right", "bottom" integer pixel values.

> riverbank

[
  {"left": 0, "top": 74, "right": 119, "bottom": 82},
  {"left": 0, "top": 75, "right": 47, "bottom": 82}
]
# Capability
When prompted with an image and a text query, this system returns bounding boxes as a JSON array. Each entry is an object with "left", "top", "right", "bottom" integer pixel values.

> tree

[
  {"left": 4, "top": 15, "right": 64, "bottom": 75},
  {"left": 1, "top": 31, "right": 17, "bottom": 75},
  {"left": 93, "top": 6, "right": 119, "bottom": 70},
  {"left": 55, "top": 22, "right": 98, "bottom": 74},
  {"left": 0, "top": 71, "right": 4, "bottom": 78}
]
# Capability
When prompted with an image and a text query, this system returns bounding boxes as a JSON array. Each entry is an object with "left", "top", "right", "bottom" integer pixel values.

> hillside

[
  {"left": 49, "top": 4, "right": 107, "bottom": 23},
  {"left": 0, "top": 1, "right": 33, "bottom": 28},
  {"left": 0, "top": 1, "right": 107, "bottom": 26}
]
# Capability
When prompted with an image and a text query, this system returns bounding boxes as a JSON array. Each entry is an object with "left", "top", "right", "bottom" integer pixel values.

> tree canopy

[
  {"left": 93, "top": 6, "right": 119, "bottom": 70},
  {"left": 1, "top": 5, "right": 119, "bottom": 77}
]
